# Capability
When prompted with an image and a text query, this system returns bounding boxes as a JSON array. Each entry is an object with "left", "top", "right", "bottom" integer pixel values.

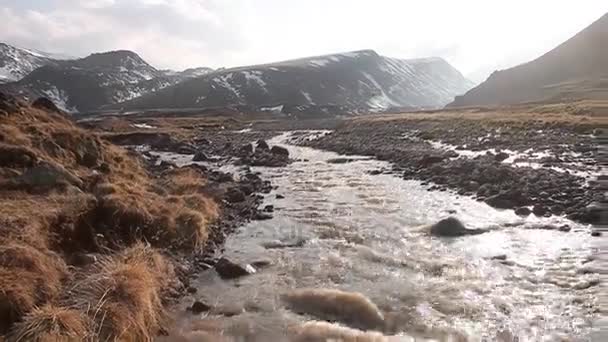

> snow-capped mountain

[
  {"left": 0, "top": 43, "right": 64, "bottom": 84},
  {"left": 113, "top": 50, "right": 474, "bottom": 115},
  {"left": 0, "top": 50, "right": 204, "bottom": 112}
]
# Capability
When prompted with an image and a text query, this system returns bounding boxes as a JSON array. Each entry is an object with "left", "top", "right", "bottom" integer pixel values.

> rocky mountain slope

[
  {"left": 0, "top": 43, "right": 66, "bottom": 83},
  {"left": 449, "top": 13, "right": 608, "bottom": 107},
  {"left": 0, "top": 49, "right": 213, "bottom": 112},
  {"left": 1, "top": 50, "right": 202, "bottom": 112},
  {"left": 113, "top": 50, "right": 474, "bottom": 115}
]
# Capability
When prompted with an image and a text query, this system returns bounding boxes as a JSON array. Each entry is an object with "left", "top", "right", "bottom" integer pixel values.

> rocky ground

[
  {"left": 97, "top": 124, "right": 294, "bottom": 287},
  {"left": 297, "top": 114, "right": 603, "bottom": 225}
]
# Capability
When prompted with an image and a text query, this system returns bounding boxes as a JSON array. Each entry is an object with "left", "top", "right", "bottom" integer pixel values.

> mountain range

[
  {"left": 0, "top": 43, "right": 472, "bottom": 114},
  {"left": 0, "top": 45, "right": 213, "bottom": 112},
  {"left": 111, "top": 50, "right": 473, "bottom": 115},
  {"left": 449, "top": 13, "right": 608, "bottom": 107},
  {"left": 4, "top": 11, "right": 605, "bottom": 116}
]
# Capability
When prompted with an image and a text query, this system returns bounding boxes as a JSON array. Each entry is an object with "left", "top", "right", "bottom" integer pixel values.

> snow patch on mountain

[{"left": 41, "top": 85, "right": 76, "bottom": 112}]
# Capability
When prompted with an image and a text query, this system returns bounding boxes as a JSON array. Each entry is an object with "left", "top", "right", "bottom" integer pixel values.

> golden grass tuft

[
  {"left": 7, "top": 305, "right": 89, "bottom": 342},
  {"left": 70, "top": 244, "right": 174, "bottom": 341},
  {"left": 0, "top": 242, "right": 68, "bottom": 333}
]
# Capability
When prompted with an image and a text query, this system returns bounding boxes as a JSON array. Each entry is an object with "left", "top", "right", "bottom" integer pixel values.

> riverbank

[{"left": 298, "top": 107, "right": 605, "bottom": 226}]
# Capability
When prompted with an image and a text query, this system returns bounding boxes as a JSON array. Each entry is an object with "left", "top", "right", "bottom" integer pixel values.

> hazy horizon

[{"left": 1, "top": 1, "right": 606, "bottom": 83}]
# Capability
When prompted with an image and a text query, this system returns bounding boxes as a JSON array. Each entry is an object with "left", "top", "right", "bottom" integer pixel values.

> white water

[{"left": 166, "top": 132, "right": 597, "bottom": 341}]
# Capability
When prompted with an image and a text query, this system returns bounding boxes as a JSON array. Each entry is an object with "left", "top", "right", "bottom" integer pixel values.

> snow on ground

[
  {"left": 41, "top": 86, "right": 76, "bottom": 113},
  {"left": 301, "top": 91, "right": 315, "bottom": 104},
  {"left": 242, "top": 70, "right": 268, "bottom": 90},
  {"left": 260, "top": 104, "right": 284, "bottom": 113},
  {"left": 214, "top": 74, "right": 242, "bottom": 99},
  {"left": 308, "top": 59, "right": 331, "bottom": 67},
  {"left": 132, "top": 123, "right": 156, "bottom": 129}
]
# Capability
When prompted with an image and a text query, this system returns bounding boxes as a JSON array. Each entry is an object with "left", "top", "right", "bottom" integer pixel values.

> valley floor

[{"left": 1, "top": 96, "right": 604, "bottom": 341}]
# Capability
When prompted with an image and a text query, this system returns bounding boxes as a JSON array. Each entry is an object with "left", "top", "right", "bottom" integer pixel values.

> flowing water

[{"left": 166, "top": 132, "right": 599, "bottom": 341}]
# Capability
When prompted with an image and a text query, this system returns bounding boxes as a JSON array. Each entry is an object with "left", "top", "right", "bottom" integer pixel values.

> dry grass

[
  {"left": 7, "top": 305, "right": 89, "bottom": 342},
  {"left": 352, "top": 100, "right": 608, "bottom": 128},
  {"left": 68, "top": 244, "right": 173, "bottom": 341},
  {"left": 0, "top": 94, "right": 219, "bottom": 339}
]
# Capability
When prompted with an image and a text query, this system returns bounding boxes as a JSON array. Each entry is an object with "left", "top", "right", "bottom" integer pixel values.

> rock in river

[
  {"left": 428, "top": 217, "right": 487, "bottom": 237},
  {"left": 270, "top": 145, "right": 289, "bottom": 157},
  {"left": 214, "top": 257, "right": 256, "bottom": 280}
]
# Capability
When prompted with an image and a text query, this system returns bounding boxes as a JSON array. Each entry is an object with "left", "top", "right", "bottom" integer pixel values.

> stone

[
  {"left": 240, "top": 144, "right": 254, "bottom": 155},
  {"left": 532, "top": 204, "right": 548, "bottom": 216},
  {"left": 428, "top": 217, "right": 487, "bottom": 237},
  {"left": 190, "top": 300, "right": 211, "bottom": 314},
  {"left": 16, "top": 161, "right": 83, "bottom": 189},
  {"left": 225, "top": 188, "right": 246, "bottom": 203},
  {"left": 256, "top": 139, "right": 269, "bottom": 150},
  {"left": 270, "top": 146, "right": 289, "bottom": 157},
  {"left": 418, "top": 155, "right": 444, "bottom": 167},
  {"left": 32, "top": 97, "right": 61, "bottom": 113},
  {"left": 214, "top": 258, "right": 256, "bottom": 280},
  {"left": 494, "top": 151, "right": 509, "bottom": 162},
  {"left": 193, "top": 151, "right": 209, "bottom": 161},
  {"left": 515, "top": 207, "right": 531, "bottom": 216}
]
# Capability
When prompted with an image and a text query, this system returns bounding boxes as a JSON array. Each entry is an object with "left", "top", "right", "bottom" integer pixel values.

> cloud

[{"left": 0, "top": 0, "right": 606, "bottom": 79}]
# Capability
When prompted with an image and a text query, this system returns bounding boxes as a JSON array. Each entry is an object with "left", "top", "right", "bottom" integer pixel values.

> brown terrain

[
  {"left": 449, "top": 13, "right": 608, "bottom": 107},
  {"left": 0, "top": 89, "right": 605, "bottom": 340}
]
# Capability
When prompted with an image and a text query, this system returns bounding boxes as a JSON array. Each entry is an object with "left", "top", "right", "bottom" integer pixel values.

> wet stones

[
  {"left": 225, "top": 188, "right": 246, "bottom": 203},
  {"left": 214, "top": 257, "right": 256, "bottom": 280},
  {"left": 189, "top": 300, "right": 211, "bottom": 314},
  {"left": 532, "top": 204, "right": 548, "bottom": 217},
  {"left": 418, "top": 154, "right": 444, "bottom": 167},
  {"left": 239, "top": 143, "right": 254, "bottom": 155},
  {"left": 270, "top": 146, "right": 289, "bottom": 157},
  {"left": 428, "top": 217, "right": 487, "bottom": 237},
  {"left": 192, "top": 151, "right": 209, "bottom": 161},
  {"left": 515, "top": 207, "right": 531, "bottom": 216},
  {"left": 256, "top": 139, "right": 269, "bottom": 151},
  {"left": 494, "top": 151, "right": 509, "bottom": 162}
]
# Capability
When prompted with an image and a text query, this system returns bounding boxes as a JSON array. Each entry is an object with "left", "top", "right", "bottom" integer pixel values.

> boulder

[
  {"left": 192, "top": 151, "right": 209, "bottom": 162},
  {"left": 32, "top": 97, "right": 61, "bottom": 113},
  {"left": 14, "top": 161, "right": 83, "bottom": 189},
  {"left": 514, "top": 207, "right": 531, "bottom": 216},
  {"left": 190, "top": 300, "right": 211, "bottom": 314},
  {"left": 270, "top": 146, "right": 289, "bottom": 157},
  {"left": 494, "top": 151, "right": 509, "bottom": 162},
  {"left": 225, "top": 188, "right": 246, "bottom": 203},
  {"left": 256, "top": 139, "right": 270, "bottom": 150},
  {"left": 214, "top": 258, "right": 256, "bottom": 280},
  {"left": 428, "top": 217, "right": 487, "bottom": 237},
  {"left": 239, "top": 144, "right": 254, "bottom": 155},
  {"left": 532, "top": 204, "right": 548, "bottom": 217}
]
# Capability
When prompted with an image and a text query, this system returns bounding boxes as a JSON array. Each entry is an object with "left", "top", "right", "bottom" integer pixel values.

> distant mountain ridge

[
  {"left": 449, "top": 13, "right": 608, "bottom": 107},
  {"left": 0, "top": 47, "right": 213, "bottom": 112},
  {"left": 0, "top": 43, "right": 63, "bottom": 83},
  {"left": 113, "top": 50, "right": 474, "bottom": 115}
]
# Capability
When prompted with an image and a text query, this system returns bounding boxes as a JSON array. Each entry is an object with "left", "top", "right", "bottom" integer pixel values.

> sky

[{"left": 1, "top": 0, "right": 606, "bottom": 83}]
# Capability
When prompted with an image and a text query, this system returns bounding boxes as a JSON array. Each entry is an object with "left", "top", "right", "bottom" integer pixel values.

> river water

[{"left": 165, "top": 132, "right": 599, "bottom": 341}]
